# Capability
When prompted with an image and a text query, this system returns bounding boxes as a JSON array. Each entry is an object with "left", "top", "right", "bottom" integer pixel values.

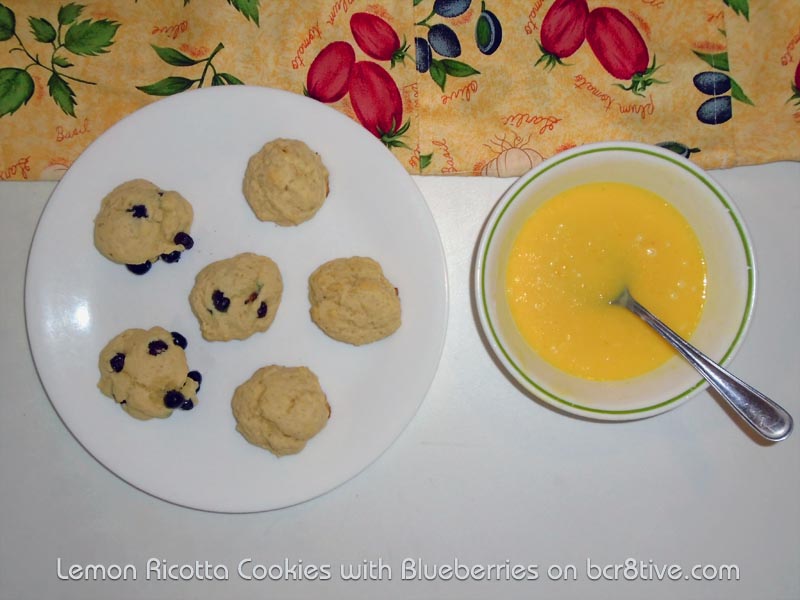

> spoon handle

[{"left": 624, "top": 295, "right": 793, "bottom": 442}]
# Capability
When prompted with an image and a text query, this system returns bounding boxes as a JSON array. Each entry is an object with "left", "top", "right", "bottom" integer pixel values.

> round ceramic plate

[{"left": 25, "top": 86, "right": 448, "bottom": 512}]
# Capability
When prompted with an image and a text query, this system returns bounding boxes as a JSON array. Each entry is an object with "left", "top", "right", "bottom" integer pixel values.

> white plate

[{"left": 25, "top": 86, "right": 448, "bottom": 512}]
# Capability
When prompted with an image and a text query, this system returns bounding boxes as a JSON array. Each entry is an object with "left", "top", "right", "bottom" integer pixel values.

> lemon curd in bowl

[
  {"left": 505, "top": 181, "right": 708, "bottom": 381},
  {"left": 475, "top": 142, "right": 755, "bottom": 420}
]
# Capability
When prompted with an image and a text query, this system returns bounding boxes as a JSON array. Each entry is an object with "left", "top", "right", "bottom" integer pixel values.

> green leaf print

[
  {"left": 430, "top": 59, "right": 447, "bottom": 91},
  {"left": 137, "top": 43, "right": 244, "bottom": 96},
  {"left": 28, "top": 17, "right": 56, "bottom": 43},
  {"left": 789, "top": 83, "right": 800, "bottom": 107},
  {"left": 693, "top": 50, "right": 729, "bottom": 72},
  {"left": 213, "top": 72, "right": 244, "bottom": 85},
  {"left": 0, "top": 67, "right": 34, "bottom": 117},
  {"left": 0, "top": 3, "right": 120, "bottom": 117},
  {"left": 137, "top": 76, "right": 195, "bottom": 96},
  {"left": 64, "top": 18, "right": 120, "bottom": 55},
  {"left": 729, "top": 77, "right": 753, "bottom": 106},
  {"left": 52, "top": 54, "right": 74, "bottom": 68},
  {"left": 178, "top": 0, "right": 260, "bottom": 25},
  {"left": 48, "top": 72, "right": 76, "bottom": 117},
  {"left": 440, "top": 59, "right": 480, "bottom": 77},
  {"left": 0, "top": 4, "right": 15, "bottom": 41},
  {"left": 228, "top": 0, "right": 260, "bottom": 26},
  {"left": 419, "top": 152, "right": 433, "bottom": 171},
  {"left": 57, "top": 3, "right": 83, "bottom": 26},
  {"left": 722, "top": 0, "right": 749, "bottom": 21},
  {"left": 656, "top": 141, "right": 701, "bottom": 158},
  {"left": 427, "top": 58, "right": 480, "bottom": 92},
  {"left": 152, "top": 45, "right": 200, "bottom": 67}
]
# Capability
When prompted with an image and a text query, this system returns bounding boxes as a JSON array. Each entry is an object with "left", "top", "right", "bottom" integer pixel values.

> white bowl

[{"left": 475, "top": 142, "right": 755, "bottom": 420}]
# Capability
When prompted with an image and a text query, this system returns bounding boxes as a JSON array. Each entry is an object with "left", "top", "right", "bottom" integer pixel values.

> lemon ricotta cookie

[
  {"left": 231, "top": 365, "right": 331, "bottom": 456},
  {"left": 94, "top": 179, "right": 195, "bottom": 275},
  {"left": 308, "top": 256, "right": 401, "bottom": 345},
  {"left": 242, "top": 138, "right": 329, "bottom": 226},
  {"left": 98, "top": 326, "right": 201, "bottom": 420},
  {"left": 189, "top": 252, "right": 283, "bottom": 342}
]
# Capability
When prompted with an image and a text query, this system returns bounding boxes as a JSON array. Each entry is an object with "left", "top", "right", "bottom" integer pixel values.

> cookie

[
  {"left": 97, "top": 326, "right": 201, "bottom": 420},
  {"left": 308, "top": 256, "right": 401, "bottom": 346},
  {"left": 93, "top": 179, "right": 195, "bottom": 274},
  {"left": 189, "top": 252, "right": 283, "bottom": 342},
  {"left": 242, "top": 138, "right": 329, "bottom": 226},
  {"left": 231, "top": 365, "right": 330, "bottom": 456}
]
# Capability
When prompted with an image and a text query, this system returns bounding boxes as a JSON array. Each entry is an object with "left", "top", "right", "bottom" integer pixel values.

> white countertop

[{"left": 1, "top": 165, "right": 798, "bottom": 600}]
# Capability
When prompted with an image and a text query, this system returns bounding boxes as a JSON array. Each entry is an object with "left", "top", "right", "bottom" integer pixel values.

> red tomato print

[
  {"left": 537, "top": 0, "right": 589, "bottom": 69},
  {"left": 586, "top": 7, "right": 647, "bottom": 79},
  {"left": 795, "top": 60, "right": 800, "bottom": 90},
  {"left": 586, "top": 7, "right": 663, "bottom": 96},
  {"left": 350, "top": 12, "right": 409, "bottom": 67},
  {"left": 348, "top": 61, "right": 409, "bottom": 148},
  {"left": 305, "top": 41, "right": 356, "bottom": 103},
  {"left": 790, "top": 59, "right": 800, "bottom": 105}
]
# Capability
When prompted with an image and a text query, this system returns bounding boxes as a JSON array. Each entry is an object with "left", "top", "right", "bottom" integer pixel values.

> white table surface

[{"left": 1, "top": 164, "right": 798, "bottom": 600}]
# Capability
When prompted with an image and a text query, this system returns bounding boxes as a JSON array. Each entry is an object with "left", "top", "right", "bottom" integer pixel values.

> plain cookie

[
  {"left": 242, "top": 138, "right": 329, "bottom": 226},
  {"left": 308, "top": 256, "right": 401, "bottom": 345},
  {"left": 189, "top": 252, "right": 283, "bottom": 341},
  {"left": 231, "top": 365, "right": 330, "bottom": 456},
  {"left": 97, "top": 326, "right": 201, "bottom": 420},
  {"left": 94, "top": 179, "right": 195, "bottom": 274}
]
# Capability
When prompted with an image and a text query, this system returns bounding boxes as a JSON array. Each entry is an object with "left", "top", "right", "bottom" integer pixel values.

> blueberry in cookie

[
  {"left": 94, "top": 179, "right": 194, "bottom": 274},
  {"left": 97, "top": 326, "right": 201, "bottom": 420}
]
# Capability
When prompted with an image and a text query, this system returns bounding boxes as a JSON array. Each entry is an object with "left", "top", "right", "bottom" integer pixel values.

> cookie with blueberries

[
  {"left": 93, "top": 179, "right": 195, "bottom": 275},
  {"left": 189, "top": 252, "right": 283, "bottom": 342},
  {"left": 97, "top": 326, "right": 202, "bottom": 420}
]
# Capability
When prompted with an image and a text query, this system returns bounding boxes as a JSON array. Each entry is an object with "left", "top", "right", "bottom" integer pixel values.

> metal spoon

[{"left": 612, "top": 288, "right": 793, "bottom": 442}]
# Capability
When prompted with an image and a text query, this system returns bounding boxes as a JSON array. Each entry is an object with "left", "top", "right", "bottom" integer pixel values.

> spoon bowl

[{"left": 612, "top": 288, "right": 793, "bottom": 441}]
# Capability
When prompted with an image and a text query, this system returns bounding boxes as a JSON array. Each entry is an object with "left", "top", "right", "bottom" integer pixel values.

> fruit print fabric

[
  {"left": 0, "top": 0, "right": 798, "bottom": 181},
  {"left": 536, "top": 0, "right": 589, "bottom": 70}
]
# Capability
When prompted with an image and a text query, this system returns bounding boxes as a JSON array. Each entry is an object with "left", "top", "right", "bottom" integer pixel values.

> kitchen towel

[{"left": 1, "top": 0, "right": 799, "bottom": 180}]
